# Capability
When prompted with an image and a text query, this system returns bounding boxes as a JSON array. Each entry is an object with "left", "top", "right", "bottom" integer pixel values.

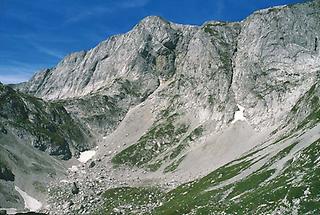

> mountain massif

[{"left": 1, "top": 0, "right": 320, "bottom": 214}]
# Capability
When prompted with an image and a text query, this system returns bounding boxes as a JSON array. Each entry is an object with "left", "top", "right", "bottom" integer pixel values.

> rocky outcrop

[
  {"left": 0, "top": 83, "right": 93, "bottom": 159},
  {"left": 17, "top": 1, "right": 320, "bottom": 134},
  {"left": 232, "top": 1, "right": 320, "bottom": 129},
  {"left": 17, "top": 17, "right": 178, "bottom": 100},
  {"left": 71, "top": 182, "right": 79, "bottom": 195},
  {"left": 0, "top": 166, "right": 14, "bottom": 181}
]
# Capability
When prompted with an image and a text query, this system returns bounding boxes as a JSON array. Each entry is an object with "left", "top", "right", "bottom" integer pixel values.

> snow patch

[
  {"left": 60, "top": 179, "right": 69, "bottom": 183},
  {"left": 231, "top": 104, "right": 246, "bottom": 124},
  {"left": 78, "top": 150, "right": 96, "bottom": 163},
  {"left": 15, "top": 186, "right": 42, "bottom": 211}
]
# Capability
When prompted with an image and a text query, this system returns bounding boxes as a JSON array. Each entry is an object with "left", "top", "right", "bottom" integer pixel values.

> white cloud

[
  {"left": 63, "top": 0, "right": 150, "bottom": 25},
  {"left": 63, "top": 7, "right": 112, "bottom": 25},
  {"left": 0, "top": 63, "right": 45, "bottom": 84},
  {"left": 215, "top": 0, "right": 225, "bottom": 19},
  {"left": 30, "top": 42, "right": 64, "bottom": 59},
  {"left": 0, "top": 74, "right": 32, "bottom": 84},
  {"left": 119, "top": 0, "right": 150, "bottom": 8}
]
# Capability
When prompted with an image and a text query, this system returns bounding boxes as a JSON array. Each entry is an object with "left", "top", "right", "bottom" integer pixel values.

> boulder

[{"left": 71, "top": 182, "right": 79, "bottom": 194}]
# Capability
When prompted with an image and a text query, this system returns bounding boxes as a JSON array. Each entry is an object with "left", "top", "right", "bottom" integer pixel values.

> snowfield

[
  {"left": 78, "top": 150, "right": 96, "bottom": 163},
  {"left": 15, "top": 186, "right": 42, "bottom": 211}
]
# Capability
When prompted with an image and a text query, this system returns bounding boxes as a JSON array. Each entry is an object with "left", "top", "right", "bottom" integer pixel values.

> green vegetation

[
  {"left": 169, "top": 126, "right": 204, "bottom": 160},
  {"left": 203, "top": 22, "right": 227, "bottom": 36},
  {"left": 289, "top": 83, "right": 320, "bottom": 131},
  {"left": 163, "top": 155, "right": 186, "bottom": 173},
  {"left": 112, "top": 115, "right": 205, "bottom": 172},
  {"left": 267, "top": 7, "right": 282, "bottom": 13},
  {"left": 267, "top": 141, "right": 298, "bottom": 166},
  {"left": 112, "top": 114, "right": 189, "bottom": 171},
  {"left": 297, "top": 108, "right": 320, "bottom": 130},
  {"left": 151, "top": 138, "right": 320, "bottom": 214},
  {"left": 102, "top": 130, "right": 320, "bottom": 214},
  {"left": 203, "top": 25, "right": 219, "bottom": 36},
  {"left": 98, "top": 80, "right": 320, "bottom": 213},
  {"left": 147, "top": 160, "right": 165, "bottom": 172},
  {"left": 152, "top": 159, "right": 253, "bottom": 214}
]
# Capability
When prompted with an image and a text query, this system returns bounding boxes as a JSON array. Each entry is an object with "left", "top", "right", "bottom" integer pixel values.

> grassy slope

[
  {"left": 95, "top": 132, "right": 320, "bottom": 214},
  {"left": 96, "top": 83, "right": 320, "bottom": 214}
]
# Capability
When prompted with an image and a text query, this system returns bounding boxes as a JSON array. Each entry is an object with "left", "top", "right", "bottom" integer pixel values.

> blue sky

[{"left": 0, "top": 0, "right": 305, "bottom": 84}]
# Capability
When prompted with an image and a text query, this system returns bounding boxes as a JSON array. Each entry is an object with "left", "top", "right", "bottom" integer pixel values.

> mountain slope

[
  {"left": 95, "top": 81, "right": 320, "bottom": 214},
  {"left": 232, "top": 1, "right": 320, "bottom": 129},
  {"left": 0, "top": 83, "right": 94, "bottom": 211},
  {"left": 0, "top": 126, "right": 66, "bottom": 211},
  {"left": 17, "top": 1, "right": 320, "bottom": 133},
  {"left": 5, "top": 0, "right": 320, "bottom": 214},
  {"left": 1, "top": 83, "right": 93, "bottom": 159}
]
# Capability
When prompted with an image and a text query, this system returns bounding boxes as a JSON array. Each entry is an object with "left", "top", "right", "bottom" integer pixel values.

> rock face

[
  {"left": 7, "top": 0, "right": 320, "bottom": 214},
  {"left": 232, "top": 2, "right": 320, "bottom": 129},
  {"left": 17, "top": 17, "right": 178, "bottom": 100},
  {"left": 17, "top": 1, "right": 320, "bottom": 134}
]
